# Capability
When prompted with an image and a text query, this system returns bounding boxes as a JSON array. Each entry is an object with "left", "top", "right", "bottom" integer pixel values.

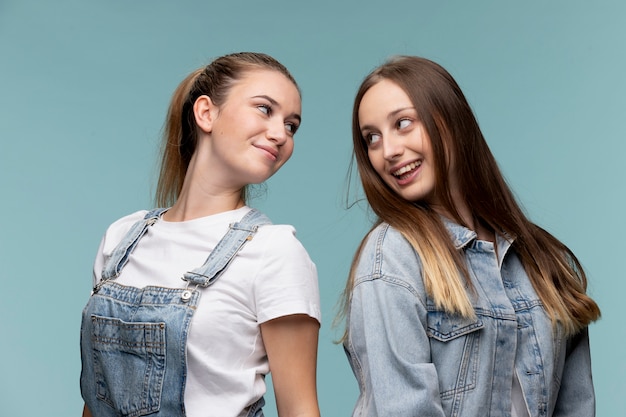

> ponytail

[{"left": 155, "top": 69, "right": 203, "bottom": 207}]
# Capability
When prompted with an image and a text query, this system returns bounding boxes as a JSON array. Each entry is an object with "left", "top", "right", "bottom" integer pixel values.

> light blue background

[{"left": 1, "top": 1, "right": 624, "bottom": 415}]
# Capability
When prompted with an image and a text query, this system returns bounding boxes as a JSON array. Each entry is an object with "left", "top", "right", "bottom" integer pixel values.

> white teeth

[{"left": 393, "top": 161, "right": 421, "bottom": 177}]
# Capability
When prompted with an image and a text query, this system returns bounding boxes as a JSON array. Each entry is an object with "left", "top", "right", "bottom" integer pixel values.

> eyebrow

[
  {"left": 388, "top": 106, "right": 415, "bottom": 119},
  {"left": 360, "top": 106, "right": 415, "bottom": 132},
  {"left": 253, "top": 95, "right": 302, "bottom": 123}
]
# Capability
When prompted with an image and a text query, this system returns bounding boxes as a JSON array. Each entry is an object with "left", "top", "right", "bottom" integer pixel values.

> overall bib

[{"left": 80, "top": 208, "right": 271, "bottom": 417}]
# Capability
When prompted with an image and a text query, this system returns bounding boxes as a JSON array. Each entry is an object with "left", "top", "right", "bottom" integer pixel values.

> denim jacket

[{"left": 344, "top": 221, "right": 595, "bottom": 417}]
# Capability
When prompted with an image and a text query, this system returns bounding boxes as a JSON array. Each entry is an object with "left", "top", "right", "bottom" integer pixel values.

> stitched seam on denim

[
  {"left": 471, "top": 307, "right": 517, "bottom": 321},
  {"left": 353, "top": 273, "right": 429, "bottom": 315},
  {"left": 427, "top": 321, "right": 484, "bottom": 340},
  {"left": 373, "top": 223, "right": 390, "bottom": 277},
  {"left": 511, "top": 299, "right": 543, "bottom": 312},
  {"left": 345, "top": 335, "right": 366, "bottom": 399}
]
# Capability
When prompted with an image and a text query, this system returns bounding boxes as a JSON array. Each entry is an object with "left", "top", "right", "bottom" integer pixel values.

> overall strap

[
  {"left": 182, "top": 209, "right": 272, "bottom": 288},
  {"left": 96, "top": 209, "right": 168, "bottom": 291}
]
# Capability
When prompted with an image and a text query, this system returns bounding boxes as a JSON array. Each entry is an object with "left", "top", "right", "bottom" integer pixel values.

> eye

[
  {"left": 364, "top": 132, "right": 381, "bottom": 146},
  {"left": 397, "top": 118, "right": 412, "bottom": 130},
  {"left": 285, "top": 122, "right": 299, "bottom": 135},
  {"left": 257, "top": 104, "right": 272, "bottom": 115}
]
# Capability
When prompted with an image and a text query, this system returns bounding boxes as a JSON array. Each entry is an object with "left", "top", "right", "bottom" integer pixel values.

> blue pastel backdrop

[{"left": 1, "top": 1, "right": 624, "bottom": 415}]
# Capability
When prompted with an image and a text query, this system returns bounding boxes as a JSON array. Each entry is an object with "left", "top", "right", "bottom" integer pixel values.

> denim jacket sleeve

[
  {"left": 552, "top": 327, "right": 595, "bottom": 416},
  {"left": 345, "top": 224, "right": 446, "bottom": 417}
]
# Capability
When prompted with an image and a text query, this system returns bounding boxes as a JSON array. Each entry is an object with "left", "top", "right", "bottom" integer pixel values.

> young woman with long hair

[
  {"left": 340, "top": 55, "right": 600, "bottom": 417},
  {"left": 80, "top": 52, "right": 321, "bottom": 417}
]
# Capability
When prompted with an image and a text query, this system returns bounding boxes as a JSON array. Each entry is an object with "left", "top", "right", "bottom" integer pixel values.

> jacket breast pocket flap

[{"left": 427, "top": 311, "right": 484, "bottom": 342}]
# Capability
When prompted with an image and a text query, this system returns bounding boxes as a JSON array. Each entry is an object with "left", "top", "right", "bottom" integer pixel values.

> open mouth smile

[{"left": 392, "top": 161, "right": 421, "bottom": 180}]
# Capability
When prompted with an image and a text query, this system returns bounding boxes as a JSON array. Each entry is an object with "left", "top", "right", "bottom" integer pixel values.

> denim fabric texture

[
  {"left": 81, "top": 208, "right": 270, "bottom": 417},
  {"left": 344, "top": 220, "right": 595, "bottom": 417}
]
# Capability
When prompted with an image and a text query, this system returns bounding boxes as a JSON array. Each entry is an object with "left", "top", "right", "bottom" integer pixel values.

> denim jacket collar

[
  {"left": 441, "top": 216, "right": 477, "bottom": 250},
  {"left": 441, "top": 216, "right": 515, "bottom": 269}
]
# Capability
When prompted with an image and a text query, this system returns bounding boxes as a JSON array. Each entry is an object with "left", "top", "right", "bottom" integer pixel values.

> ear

[{"left": 193, "top": 95, "right": 219, "bottom": 133}]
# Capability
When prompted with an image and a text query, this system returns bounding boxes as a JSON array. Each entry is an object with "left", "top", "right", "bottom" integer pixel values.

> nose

[
  {"left": 266, "top": 118, "right": 288, "bottom": 145},
  {"left": 382, "top": 134, "right": 403, "bottom": 161}
]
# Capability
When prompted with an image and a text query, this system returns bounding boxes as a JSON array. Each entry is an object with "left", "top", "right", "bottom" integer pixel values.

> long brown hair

[
  {"left": 155, "top": 52, "right": 299, "bottom": 207},
  {"left": 340, "top": 56, "right": 600, "bottom": 338}
]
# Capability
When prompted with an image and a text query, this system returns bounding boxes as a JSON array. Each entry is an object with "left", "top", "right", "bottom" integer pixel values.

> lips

[
  {"left": 254, "top": 144, "right": 279, "bottom": 161},
  {"left": 391, "top": 160, "right": 422, "bottom": 179}
]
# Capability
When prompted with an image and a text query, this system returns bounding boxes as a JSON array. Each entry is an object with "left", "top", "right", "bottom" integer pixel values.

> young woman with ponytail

[
  {"left": 340, "top": 56, "right": 600, "bottom": 417},
  {"left": 80, "top": 52, "right": 321, "bottom": 417}
]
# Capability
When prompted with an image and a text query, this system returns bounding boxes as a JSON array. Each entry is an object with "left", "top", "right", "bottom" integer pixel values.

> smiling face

[
  {"left": 358, "top": 78, "right": 442, "bottom": 205},
  {"left": 198, "top": 69, "right": 302, "bottom": 190}
]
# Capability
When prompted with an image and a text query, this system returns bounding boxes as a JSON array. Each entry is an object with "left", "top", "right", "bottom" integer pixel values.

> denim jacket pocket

[
  {"left": 427, "top": 311, "right": 484, "bottom": 400},
  {"left": 91, "top": 315, "right": 166, "bottom": 417}
]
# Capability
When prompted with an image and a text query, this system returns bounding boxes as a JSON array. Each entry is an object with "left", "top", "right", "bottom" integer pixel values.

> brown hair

[
  {"left": 340, "top": 56, "right": 600, "bottom": 338},
  {"left": 155, "top": 52, "right": 299, "bottom": 207}
]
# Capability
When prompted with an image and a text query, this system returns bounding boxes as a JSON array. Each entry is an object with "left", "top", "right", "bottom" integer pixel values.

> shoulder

[
  {"left": 247, "top": 223, "right": 320, "bottom": 323},
  {"left": 354, "top": 223, "right": 424, "bottom": 290},
  {"left": 252, "top": 223, "right": 314, "bottom": 265},
  {"left": 246, "top": 222, "right": 317, "bottom": 286},
  {"left": 104, "top": 210, "right": 149, "bottom": 236},
  {"left": 100, "top": 210, "right": 150, "bottom": 253},
  {"left": 351, "top": 223, "right": 428, "bottom": 313},
  {"left": 237, "top": 208, "right": 303, "bottom": 250},
  {"left": 255, "top": 223, "right": 301, "bottom": 244},
  {"left": 107, "top": 210, "right": 150, "bottom": 229},
  {"left": 362, "top": 222, "right": 413, "bottom": 251},
  {"left": 353, "top": 223, "right": 426, "bottom": 303},
  {"left": 92, "top": 210, "right": 150, "bottom": 282}
]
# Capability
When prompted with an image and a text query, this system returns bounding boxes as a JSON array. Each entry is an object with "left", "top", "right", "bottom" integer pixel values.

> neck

[
  {"left": 162, "top": 151, "right": 245, "bottom": 222},
  {"left": 434, "top": 197, "right": 495, "bottom": 243},
  {"left": 164, "top": 194, "right": 244, "bottom": 222},
  {"left": 462, "top": 211, "right": 495, "bottom": 242}
]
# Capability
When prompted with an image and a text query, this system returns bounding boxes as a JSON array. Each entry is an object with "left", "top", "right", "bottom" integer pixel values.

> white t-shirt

[{"left": 92, "top": 206, "right": 321, "bottom": 417}]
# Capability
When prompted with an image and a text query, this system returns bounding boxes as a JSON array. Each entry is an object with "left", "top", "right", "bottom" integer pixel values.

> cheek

[
  {"left": 282, "top": 140, "right": 295, "bottom": 160},
  {"left": 367, "top": 150, "right": 385, "bottom": 176}
]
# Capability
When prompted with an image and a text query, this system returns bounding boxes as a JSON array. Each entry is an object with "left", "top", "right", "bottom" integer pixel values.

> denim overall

[{"left": 80, "top": 208, "right": 271, "bottom": 417}]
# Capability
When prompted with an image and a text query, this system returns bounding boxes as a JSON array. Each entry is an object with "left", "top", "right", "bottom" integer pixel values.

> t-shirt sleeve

[
  {"left": 252, "top": 225, "right": 321, "bottom": 325},
  {"left": 91, "top": 210, "right": 149, "bottom": 288}
]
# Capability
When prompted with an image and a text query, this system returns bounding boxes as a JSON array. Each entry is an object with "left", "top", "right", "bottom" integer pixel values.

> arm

[
  {"left": 347, "top": 278, "right": 446, "bottom": 417},
  {"left": 345, "top": 225, "right": 445, "bottom": 417},
  {"left": 553, "top": 328, "right": 596, "bottom": 416},
  {"left": 261, "top": 314, "right": 321, "bottom": 417},
  {"left": 82, "top": 405, "right": 93, "bottom": 417}
]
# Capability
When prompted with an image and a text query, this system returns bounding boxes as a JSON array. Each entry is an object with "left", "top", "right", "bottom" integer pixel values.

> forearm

[{"left": 261, "top": 314, "right": 321, "bottom": 417}]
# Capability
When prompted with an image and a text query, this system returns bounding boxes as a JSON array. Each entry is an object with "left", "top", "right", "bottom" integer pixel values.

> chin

[
  {"left": 397, "top": 190, "right": 432, "bottom": 203},
  {"left": 247, "top": 170, "right": 277, "bottom": 185}
]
